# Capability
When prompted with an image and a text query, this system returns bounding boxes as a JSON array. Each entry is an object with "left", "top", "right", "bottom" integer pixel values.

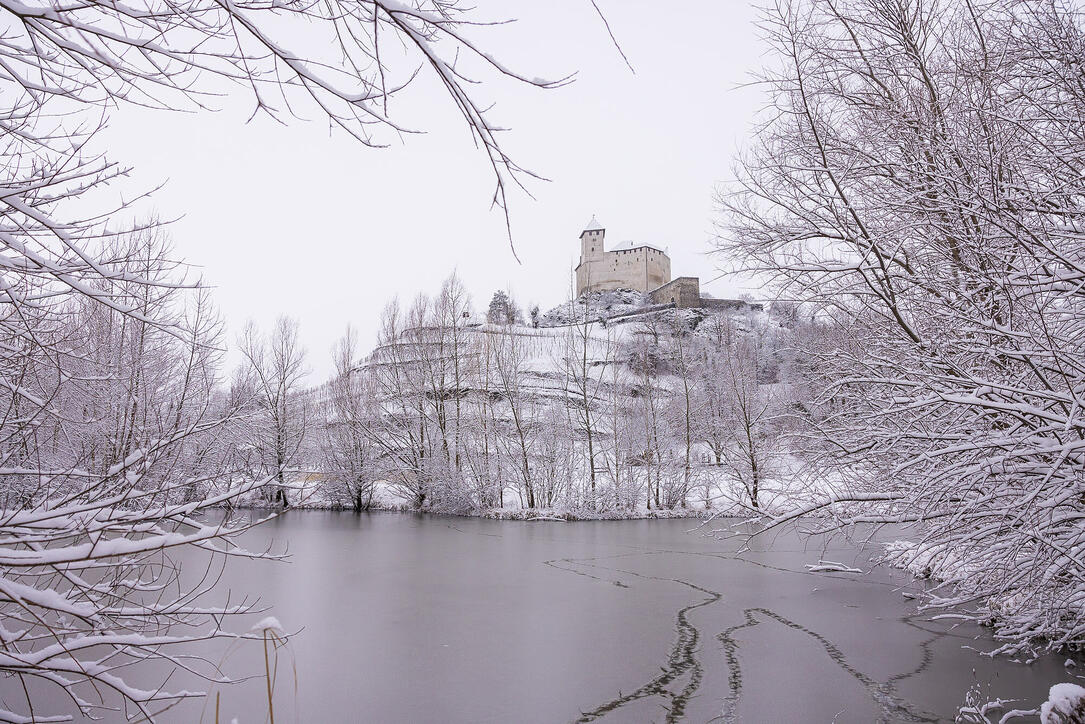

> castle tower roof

[{"left": 583, "top": 216, "right": 604, "bottom": 232}]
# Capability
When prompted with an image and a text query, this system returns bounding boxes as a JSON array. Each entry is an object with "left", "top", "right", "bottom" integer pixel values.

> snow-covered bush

[
  {"left": 958, "top": 682, "right": 1085, "bottom": 723},
  {"left": 1042, "top": 684, "right": 1085, "bottom": 724}
]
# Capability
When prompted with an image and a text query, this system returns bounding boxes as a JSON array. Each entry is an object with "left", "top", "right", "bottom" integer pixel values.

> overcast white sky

[{"left": 100, "top": 1, "right": 766, "bottom": 379}]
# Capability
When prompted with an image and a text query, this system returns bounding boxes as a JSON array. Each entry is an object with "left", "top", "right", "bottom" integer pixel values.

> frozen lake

[{"left": 132, "top": 512, "right": 1073, "bottom": 721}]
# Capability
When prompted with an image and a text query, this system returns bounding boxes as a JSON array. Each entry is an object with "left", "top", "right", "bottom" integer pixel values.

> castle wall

[
  {"left": 700, "top": 297, "right": 763, "bottom": 313},
  {"left": 577, "top": 246, "right": 670, "bottom": 295},
  {"left": 648, "top": 276, "right": 701, "bottom": 309}
]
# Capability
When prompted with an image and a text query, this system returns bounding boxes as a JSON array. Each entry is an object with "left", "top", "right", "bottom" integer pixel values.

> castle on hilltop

[{"left": 574, "top": 217, "right": 705, "bottom": 309}]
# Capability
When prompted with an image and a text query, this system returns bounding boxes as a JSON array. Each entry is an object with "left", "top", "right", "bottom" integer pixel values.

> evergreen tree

[{"left": 487, "top": 290, "right": 522, "bottom": 325}]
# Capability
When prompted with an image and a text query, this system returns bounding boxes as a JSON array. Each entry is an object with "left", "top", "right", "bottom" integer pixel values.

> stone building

[
  {"left": 570, "top": 217, "right": 762, "bottom": 313},
  {"left": 647, "top": 277, "right": 701, "bottom": 308},
  {"left": 575, "top": 217, "right": 671, "bottom": 296}
]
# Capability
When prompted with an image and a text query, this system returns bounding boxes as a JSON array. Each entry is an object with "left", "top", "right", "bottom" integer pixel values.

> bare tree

[
  {"left": 0, "top": 0, "right": 575, "bottom": 713},
  {"left": 604, "top": 340, "right": 638, "bottom": 510},
  {"left": 629, "top": 321, "right": 667, "bottom": 510},
  {"left": 492, "top": 323, "right": 538, "bottom": 509},
  {"left": 1, "top": 0, "right": 568, "bottom": 253},
  {"left": 435, "top": 273, "right": 472, "bottom": 473},
  {"left": 322, "top": 326, "right": 380, "bottom": 511},
  {"left": 718, "top": 341, "right": 776, "bottom": 511},
  {"left": 462, "top": 326, "right": 503, "bottom": 509},
  {"left": 0, "top": 226, "right": 278, "bottom": 720},
  {"left": 665, "top": 316, "right": 698, "bottom": 509},
  {"left": 717, "top": 0, "right": 1085, "bottom": 655},
  {"left": 534, "top": 406, "right": 574, "bottom": 508},
  {"left": 558, "top": 301, "right": 615, "bottom": 510},
  {"left": 368, "top": 299, "right": 432, "bottom": 508},
  {"left": 238, "top": 316, "right": 310, "bottom": 507}
]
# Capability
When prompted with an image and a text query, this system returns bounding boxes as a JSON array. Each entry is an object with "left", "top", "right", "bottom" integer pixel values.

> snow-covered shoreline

[{"left": 232, "top": 500, "right": 722, "bottom": 521}]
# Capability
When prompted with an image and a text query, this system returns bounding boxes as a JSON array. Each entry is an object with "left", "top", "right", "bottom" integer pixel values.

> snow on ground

[
  {"left": 273, "top": 291, "right": 802, "bottom": 520},
  {"left": 538, "top": 289, "right": 649, "bottom": 327}
]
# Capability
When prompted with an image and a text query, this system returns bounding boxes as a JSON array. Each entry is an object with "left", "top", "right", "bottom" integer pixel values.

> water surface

[{"left": 123, "top": 513, "right": 1080, "bottom": 721}]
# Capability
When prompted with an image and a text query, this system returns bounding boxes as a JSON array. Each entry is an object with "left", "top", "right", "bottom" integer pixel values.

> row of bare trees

[
  {"left": 718, "top": 0, "right": 1085, "bottom": 656},
  {"left": 308, "top": 273, "right": 800, "bottom": 516}
]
